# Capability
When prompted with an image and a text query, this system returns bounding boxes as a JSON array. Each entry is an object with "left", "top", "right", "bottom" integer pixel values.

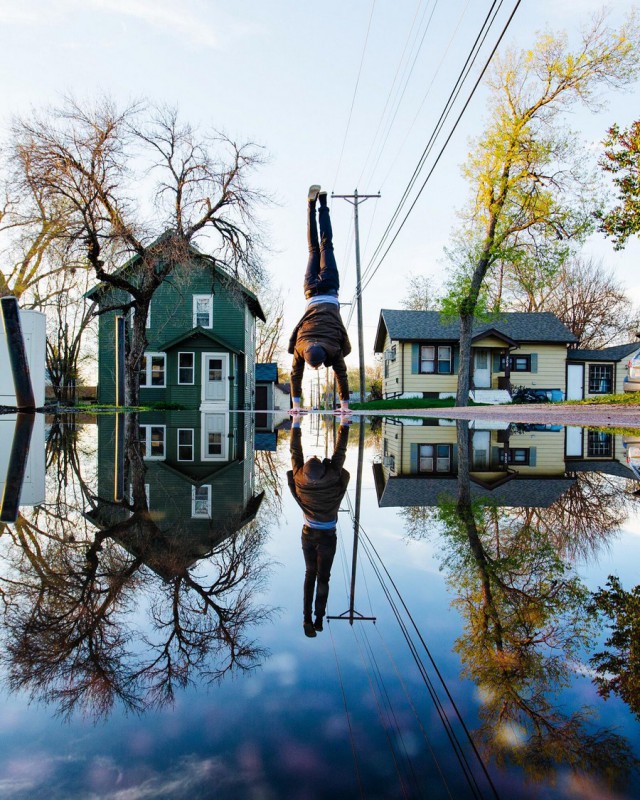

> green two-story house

[{"left": 90, "top": 243, "right": 265, "bottom": 410}]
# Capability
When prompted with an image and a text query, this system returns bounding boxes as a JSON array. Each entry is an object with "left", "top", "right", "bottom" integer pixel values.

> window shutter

[
  {"left": 492, "top": 446, "right": 501, "bottom": 467},
  {"left": 411, "top": 344, "right": 419, "bottom": 374},
  {"left": 529, "top": 447, "right": 536, "bottom": 467},
  {"left": 453, "top": 348, "right": 459, "bottom": 374},
  {"left": 410, "top": 443, "right": 418, "bottom": 472},
  {"left": 530, "top": 353, "right": 538, "bottom": 373},
  {"left": 452, "top": 444, "right": 458, "bottom": 469},
  {"left": 493, "top": 352, "right": 502, "bottom": 372}
]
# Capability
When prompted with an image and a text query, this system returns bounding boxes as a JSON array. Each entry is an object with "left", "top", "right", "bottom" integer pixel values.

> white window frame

[
  {"left": 177, "top": 428, "right": 194, "bottom": 461},
  {"left": 178, "top": 351, "right": 195, "bottom": 385},
  {"left": 140, "top": 352, "right": 166, "bottom": 388},
  {"left": 191, "top": 484, "right": 212, "bottom": 518},
  {"left": 193, "top": 295, "right": 213, "bottom": 328},
  {"left": 139, "top": 425, "right": 166, "bottom": 460}
]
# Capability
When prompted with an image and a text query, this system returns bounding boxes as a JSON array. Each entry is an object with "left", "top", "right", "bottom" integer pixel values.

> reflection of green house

[
  {"left": 89, "top": 241, "right": 265, "bottom": 408},
  {"left": 374, "top": 418, "right": 575, "bottom": 508},
  {"left": 88, "top": 412, "right": 263, "bottom": 578}
]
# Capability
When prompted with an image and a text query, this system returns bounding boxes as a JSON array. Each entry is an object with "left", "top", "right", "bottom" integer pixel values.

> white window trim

[
  {"left": 177, "top": 351, "right": 195, "bottom": 385},
  {"left": 177, "top": 428, "right": 194, "bottom": 461},
  {"left": 191, "top": 484, "right": 212, "bottom": 519},
  {"left": 139, "top": 424, "right": 166, "bottom": 460},
  {"left": 193, "top": 294, "right": 213, "bottom": 328},
  {"left": 140, "top": 352, "right": 166, "bottom": 388}
]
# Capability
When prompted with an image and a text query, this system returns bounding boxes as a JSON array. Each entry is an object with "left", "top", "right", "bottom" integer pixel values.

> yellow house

[{"left": 374, "top": 310, "right": 577, "bottom": 401}]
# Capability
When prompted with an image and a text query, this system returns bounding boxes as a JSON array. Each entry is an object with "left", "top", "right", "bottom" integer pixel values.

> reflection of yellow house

[
  {"left": 375, "top": 310, "right": 575, "bottom": 401},
  {"left": 375, "top": 419, "right": 640, "bottom": 509},
  {"left": 565, "top": 426, "right": 640, "bottom": 479},
  {"left": 375, "top": 418, "right": 573, "bottom": 508}
]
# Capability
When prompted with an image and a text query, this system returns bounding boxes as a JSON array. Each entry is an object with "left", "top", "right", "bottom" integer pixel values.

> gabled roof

[
  {"left": 568, "top": 342, "right": 640, "bottom": 363},
  {"left": 159, "top": 326, "right": 243, "bottom": 355},
  {"left": 86, "top": 232, "right": 266, "bottom": 321},
  {"left": 374, "top": 310, "right": 577, "bottom": 351},
  {"left": 255, "top": 363, "right": 278, "bottom": 382}
]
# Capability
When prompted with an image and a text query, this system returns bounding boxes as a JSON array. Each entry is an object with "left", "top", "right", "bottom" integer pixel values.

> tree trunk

[
  {"left": 456, "top": 312, "right": 474, "bottom": 406},
  {"left": 125, "top": 304, "right": 149, "bottom": 407}
]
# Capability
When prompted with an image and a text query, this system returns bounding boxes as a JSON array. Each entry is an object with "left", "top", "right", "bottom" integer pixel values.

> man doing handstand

[{"left": 289, "top": 185, "right": 351, "bottom": 413}]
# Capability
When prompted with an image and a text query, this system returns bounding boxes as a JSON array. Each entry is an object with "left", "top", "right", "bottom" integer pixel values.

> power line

[
  {"left": 358, "top": 0, "right": 522, "bottom": 299},
  {"left": 344, "top": 0, "right": 511, "bottom": 329},
  {"left": 355, "top": 0, "right": 433, "bottom": 187},
  {"left": 359, "top": 0, "right": 440, "bottom": 189},
  {"left": 332, "top": 0, "right": 378, "bottom": 191},
  {"left": 359, "top": 0, "right": 506, "bottom": 290}
]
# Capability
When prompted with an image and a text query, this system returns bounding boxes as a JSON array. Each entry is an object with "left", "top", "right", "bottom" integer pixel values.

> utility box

[{"left": 0, "top": 308, "right": 46, "bottom": 407}]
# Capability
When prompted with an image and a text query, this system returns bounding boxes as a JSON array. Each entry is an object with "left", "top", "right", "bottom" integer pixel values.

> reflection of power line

[
  {"left": 328, "top": 424, "right": 376, "bottom": 624},
  {"left": 353, "top": 516, "right": 500, "bottom": 800}
]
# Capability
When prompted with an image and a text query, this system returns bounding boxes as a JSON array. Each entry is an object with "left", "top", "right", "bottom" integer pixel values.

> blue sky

[{"left": 1, "top": 0, "right": 639, "bottom": 365}]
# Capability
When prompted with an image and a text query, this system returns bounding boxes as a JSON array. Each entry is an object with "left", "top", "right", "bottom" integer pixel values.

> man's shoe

[
  {"left": 308, "top": 185, "right": 321, "bottom": 202},
  {"left": 304, "top": 621, "right": 317, "bottom": 638},
  {"left": 318, "top": 190, "right": 328, "bottom": 207},
  {"left": 314, "top": 617, "right": 323, "bottom": 632}
]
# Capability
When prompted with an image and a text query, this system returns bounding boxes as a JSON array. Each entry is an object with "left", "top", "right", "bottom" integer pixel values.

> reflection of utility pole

[
  {"left": 332, "top": 190, "right": 380, "bottom": 403},
  {"left": 328, "top": 423, "right": 376, "bottom": 625}
]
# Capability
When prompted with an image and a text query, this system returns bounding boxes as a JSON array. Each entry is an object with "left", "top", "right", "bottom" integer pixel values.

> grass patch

[
  {"left": 350, "top": 397, "right": 483, "bottom": 411},
  {"left": 566, "top": 393, "right": 640, "bottom": 406}
]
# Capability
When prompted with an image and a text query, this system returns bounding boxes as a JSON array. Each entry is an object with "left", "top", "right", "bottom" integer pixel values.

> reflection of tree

[
  {"left": 254, "top": 448, "right": 285, "bottom": 518},
  {"left": 508, "top": 470, "right": 639, "bottom": 562},
  {"left": 589, "top": 576, "right": 640, "bottom": 721},
  {"left": 0, "top": 415, "right": 272, "bottom": 719},
  {"left": 433, "top": 421, "right": 637, "bottom": 787}
]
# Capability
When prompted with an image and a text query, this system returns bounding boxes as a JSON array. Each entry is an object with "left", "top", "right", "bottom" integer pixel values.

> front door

[
  {"left": 473, "top": 349, "right": 491, "bottom": 388},
  {"left": 201, "top": 413, "right": 229, "bottom": 461},
  {"left": 567, "top": 364, "right": 584, "bottom": 400},
  {"left": 202, "top": 353, "right": 229, "bottom": 406},
  {"left": 472, "top": 430, "right": 491, "bottom": 469}
]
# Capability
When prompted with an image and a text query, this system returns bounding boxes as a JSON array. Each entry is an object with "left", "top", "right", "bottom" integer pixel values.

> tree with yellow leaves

[{"left": 445, "top": 12, "right": 640, "bottom": 405}]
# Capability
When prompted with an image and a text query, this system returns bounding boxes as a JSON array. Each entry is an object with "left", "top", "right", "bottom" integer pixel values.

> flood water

[{"left": 1, "top": 410, "right": 640, "bottom": 799}]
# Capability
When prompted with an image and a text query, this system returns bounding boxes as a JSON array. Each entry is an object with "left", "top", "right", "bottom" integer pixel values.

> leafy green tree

[
  {"left": 597, "top": 121, "right": 640, "bottom": 248},
  {"left": 445, "top": 14, "right": 640, "bottom": 405}
]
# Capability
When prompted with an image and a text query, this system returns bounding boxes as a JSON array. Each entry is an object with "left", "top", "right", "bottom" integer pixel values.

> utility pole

[{"left": 332, "top": 190, "right": 380, "bottom": 403}]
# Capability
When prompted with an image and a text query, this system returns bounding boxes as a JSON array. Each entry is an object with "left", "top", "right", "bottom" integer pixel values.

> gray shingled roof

[
  {"left": 568, "top": 342, "right": 640, "bottom": 363},
  {"left": 374, "top": 310, "right": 577, "bottom": 350},
  {"left": 374, "top": 470, "right": 575, "bottom": 509}
]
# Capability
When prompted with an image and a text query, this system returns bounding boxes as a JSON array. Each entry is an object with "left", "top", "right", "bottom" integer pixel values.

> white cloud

[{"left": 0, "top": 0, "right": 232, "bottom": 49}]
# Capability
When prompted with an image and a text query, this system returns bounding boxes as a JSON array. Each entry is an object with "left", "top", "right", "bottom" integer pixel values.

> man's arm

[
  {"left": 290, "top": 350, "right": 305, "bottom": 403},
  {"left": 289, "top": 425, "right": 304, "bottom": 471},
  {"left": 331, "top": 354, "right": 350, "bottom": 401},
  {"left": 330, "top": 424, "right": 350, "bottom": 471},
  {"left": 288, "top": 320, "right": 302, "bottom": 355}
]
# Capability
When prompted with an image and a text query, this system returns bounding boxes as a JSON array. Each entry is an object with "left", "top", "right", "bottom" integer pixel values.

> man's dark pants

[{"left": 304, "top": 202, "right": 340, "bottom": 299}]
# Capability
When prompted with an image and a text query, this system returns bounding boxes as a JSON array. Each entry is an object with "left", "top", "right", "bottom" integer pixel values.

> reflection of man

[
  {"left": 287, "top": 419, "right": 351, "bottom": 637},
  {"left": 288, "top": 185, "right": 351, "bottom": 414}
]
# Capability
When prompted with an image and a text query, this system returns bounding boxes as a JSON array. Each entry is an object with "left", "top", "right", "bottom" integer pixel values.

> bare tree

[
  {"left": 10, "top": 97, "right": 268, "bottom": 405},
  {"left": 253, "top": 275, "right": 285, "bottom": 364},
  {"left": 487, "top": 254, "right": 640, "bottom": 347},
  {"left": 400, "top": 272, "right": 440, "bottom": 311}
]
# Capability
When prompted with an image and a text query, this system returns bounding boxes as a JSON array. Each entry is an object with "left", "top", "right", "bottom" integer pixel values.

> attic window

[{"left": 193, "top": 295, "right": 213, "bottom": 328}]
